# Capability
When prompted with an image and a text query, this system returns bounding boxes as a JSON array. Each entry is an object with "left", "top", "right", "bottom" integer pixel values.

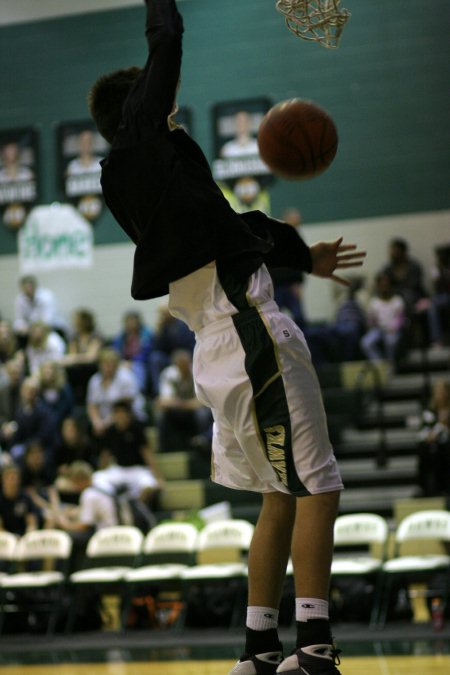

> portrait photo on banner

[
  {"left": 0, "top": 127, "right": 39, "bottom": 231},
  {"left": 211, "top": 97, "right": 273, "bottom": 215},
  {"left": 56, "top": 120, "right": 108, "bottom": 222}
]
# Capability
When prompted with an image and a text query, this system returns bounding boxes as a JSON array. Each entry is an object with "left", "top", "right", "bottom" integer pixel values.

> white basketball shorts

[{"left": 193, "top": 301, "right": 344, "bottom": 496}]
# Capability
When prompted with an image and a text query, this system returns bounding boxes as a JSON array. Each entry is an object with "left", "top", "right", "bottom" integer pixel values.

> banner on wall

[
  {"left": 0, "top": 127, "right": 39, "bottom": 231},
  {"left": 18, "top": 203, "right": 93, "bottom": 273},
  {"left": 211, "top": 98, "right": 273, "bottom": 214},
  {"left": 57, "top": 120, "right": 108, "bottom": 222}
]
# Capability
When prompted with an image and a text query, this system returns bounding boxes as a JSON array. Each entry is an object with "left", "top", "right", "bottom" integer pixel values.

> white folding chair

[
  {"left": 330, "top": 513, "right": 389, "bottom": 626},
  {"left": 179, "top": 519, "right": 255, "bottom": 629},
  {"left": 66, "top": 525, "right": 143, "bottom": 632},
  {"left": 0, "top": 529, "right": 72, "bottom": 635},
  {"left": 0, "top": 532, "right": 19, "bottom": 580},
  {"left": 377, "top": 509, "right": 450, "bottom": 626},
  {"left": 122, "top": 522, "right": 199, "bottom": 630}
]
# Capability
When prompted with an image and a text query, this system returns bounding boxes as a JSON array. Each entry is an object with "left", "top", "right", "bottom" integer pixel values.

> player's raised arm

[
  {"left": 141, "top": 0, "right": 184, "bottom": 125},
  {"left": 145, "top": 0, "right": 183, "bottom": 42}
]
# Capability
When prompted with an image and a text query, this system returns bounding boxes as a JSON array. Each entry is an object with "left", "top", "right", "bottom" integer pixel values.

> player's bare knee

[
  {"left": 261, "top": 491, "right": 296, "bottom": 519},
  {"left": 296, "top": 490, "right": 340, "bottom": 518}
]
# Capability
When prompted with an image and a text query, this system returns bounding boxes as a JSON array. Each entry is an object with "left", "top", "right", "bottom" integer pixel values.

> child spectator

[
  {"left": 360, "top": 272, "right": 406, "bottom": 364},
  {"left": 96, "top": 399, "right": 163, "bottom": 509},
  {"left": 56, "top": 461, "right": 120, "bottom": 534},
  {"left": 54, "top": 460, "right": 121, "bottom": 571}
]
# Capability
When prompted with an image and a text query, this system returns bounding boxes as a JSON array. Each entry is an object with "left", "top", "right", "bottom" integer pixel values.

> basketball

[{"left": 257, "top": 98, "right": 338, "bottom": 180}]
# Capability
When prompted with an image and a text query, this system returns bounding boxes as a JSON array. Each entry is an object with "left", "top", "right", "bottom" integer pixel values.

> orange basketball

[{"left": 257, "top": 99, "right": 338, "bottom": 180}]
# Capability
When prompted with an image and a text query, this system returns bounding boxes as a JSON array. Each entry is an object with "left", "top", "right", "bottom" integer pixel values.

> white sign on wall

[{"left": 18, "top": 202, "right": 93, "bottom": 272}]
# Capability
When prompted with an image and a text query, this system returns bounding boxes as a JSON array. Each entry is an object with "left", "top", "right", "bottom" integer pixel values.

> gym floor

[{"left": 0, "top": 624, "right": 449, "bottom": 674}]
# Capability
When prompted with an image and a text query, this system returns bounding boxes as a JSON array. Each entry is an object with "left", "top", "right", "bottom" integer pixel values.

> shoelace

[
  {"left": 290, "top": 644, "right": 342, "bottom": 665},
  {"left": 331, "top": 646, "right": 342, "bottom": 666}
]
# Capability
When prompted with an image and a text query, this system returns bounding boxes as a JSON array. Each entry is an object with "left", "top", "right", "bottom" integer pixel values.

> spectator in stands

[
  {"left": 155, "top": 349, "right": 212, "bottom": 453},
  {"left": 25, "top": 320, "right": 66, "bottom": 375},
  {"left": 54, "top": 460, "right": 121, "bottom": 571},
  {"left": 360, "top": 272, "right": 406, "bottom": 364},
  {"left": 62, "top": 308, "right": 103, "bottom": 404},
  {"left": 96, "top": 399, "right": 163, "bottom": 509},
  {"left": 112, "top": 310, "right": 153, "bottom": 392},
  {"left": 54, "top": 416, "right": 97, "bottom": 475},
  {"left": 416, "top": 378, "right": 450, "bottom": 497},
  {"left": 271, "top": 208, "right": 307, "bottom": 330},
  {"left": 381, "top": 238, "right": 428, "bottom": 314},
  {"left": 380, "top": 238, "right": 430, "bottom": 347},
  {"left": 64, "top": 309, "right": 103, "bottom": 364},
  {"left": 0, "top": 319, "right": 21, "bottom": 364},
  {"left": 37, "top": 360, "right": 75, "bottom": 429},
  {"left": 13, "top": 275, "right": 63, "bottom": 342},
  {"left": 148, "top": 304, "right": 195, "bottom": 397},
  {"left": 86, "top": 347, "right": 146, "bottom": 440},
  {"left": 0, "top": 376, "right": 58, "bottom": 464},
  {"left": 306, "top": 278, "right": 367, "bottom": 365},
  {"left": 0, "top": 358, "right": 25, "bottom": 425},
  {"left": 21, "top": 439, "right": 59, "bottom": 523},
  {"left": 0, "top": 365, "right": 9, "bottom": 425},
  {"left": 427, "top": 245, "right": 450, "bottom": 347},
  {"left": 55, "top": 460, "right": 120, "bottom": 534},
  {"left": 331, "top": 278, "right": 367, "bottom": 360},
  {"left": 0, "top": 463, "right": 39, "bottom": 535}
]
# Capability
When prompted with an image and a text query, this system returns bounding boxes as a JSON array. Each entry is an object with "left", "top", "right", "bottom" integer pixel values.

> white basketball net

[{"left": 276, "top": 0, "right": 351, "bottom": 48}]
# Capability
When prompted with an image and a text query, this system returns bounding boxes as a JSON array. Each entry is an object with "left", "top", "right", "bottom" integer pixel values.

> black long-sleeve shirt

[{"left": 100, "top": 0, "right": 312, "bottom": 300}]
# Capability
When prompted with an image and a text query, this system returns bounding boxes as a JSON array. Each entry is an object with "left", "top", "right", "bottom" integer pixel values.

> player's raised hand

[{"left": 309, "top": 237, "right": 366, "bottom": 286}]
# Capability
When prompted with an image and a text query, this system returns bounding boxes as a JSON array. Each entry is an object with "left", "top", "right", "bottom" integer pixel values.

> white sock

[
  {"left": 246, "top": 606, "right": 279, "bottom": 631},
  {"left": 296, "top": 598, "right": 329, "bottom": 623}
]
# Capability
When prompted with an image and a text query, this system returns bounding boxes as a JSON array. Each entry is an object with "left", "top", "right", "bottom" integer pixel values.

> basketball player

[{"left": 88, "top": 2, "right": 366, "bottom": 674}]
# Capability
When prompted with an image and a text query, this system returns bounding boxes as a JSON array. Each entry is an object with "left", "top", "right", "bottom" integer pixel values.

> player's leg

[
  {"left": 260, "top": 309, "right": 342, "bottom": 674},
  {"left": 229, "top": 491, "right": 295, "bottom": 675},
  {"left": 247, "top": 491, "right": 295, "bottom": 608},
  {"left": 276, "top": 490, "right": 341, "bottom": 675},
  {"left": 230, "top": 490, "right": 341, "bottom": 675},
  {"left": 292, "top": 492, "right": 338, "bottom": 599}
]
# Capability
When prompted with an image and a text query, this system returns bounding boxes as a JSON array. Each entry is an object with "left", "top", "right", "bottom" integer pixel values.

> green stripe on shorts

[
  {"left": 218, "top": 267, "right": 309, "bottom": 495},
  {"left": 234, "top": 307, "right": 309, "bottom": 495}
]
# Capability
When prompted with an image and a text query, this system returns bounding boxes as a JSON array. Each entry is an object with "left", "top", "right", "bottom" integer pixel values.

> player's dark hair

[{"left": 88, "top": 66, "right": 142, "bottom": 144}]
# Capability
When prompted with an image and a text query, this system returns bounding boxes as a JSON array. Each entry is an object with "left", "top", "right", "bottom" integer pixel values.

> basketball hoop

[{"left": 276, "top": 0, "right": 351, "bottom": 48}]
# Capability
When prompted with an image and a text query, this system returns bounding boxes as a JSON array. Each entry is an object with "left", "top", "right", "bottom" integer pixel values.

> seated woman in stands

[
  {"left": 37, "top": 360, "right": 75, "bottom": 430},
  {"left": 61, "top": 308, "right": 104, "bottom": 405}
]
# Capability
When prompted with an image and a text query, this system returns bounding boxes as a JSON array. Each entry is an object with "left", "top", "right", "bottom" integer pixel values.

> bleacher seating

[{"left": 152, "top": 347, "right": 450, "bottom": 523}]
